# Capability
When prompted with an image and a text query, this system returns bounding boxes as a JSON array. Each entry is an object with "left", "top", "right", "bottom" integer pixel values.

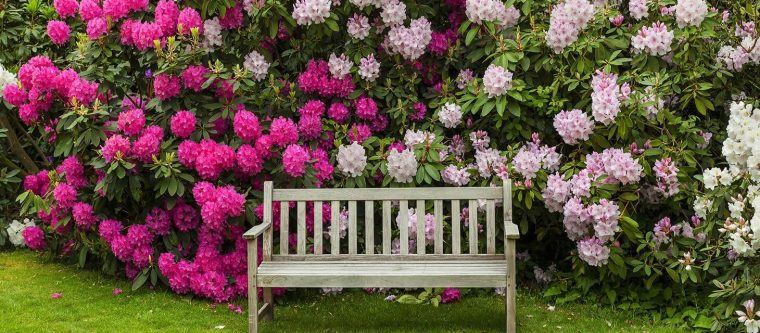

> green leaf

[
  {"left": 132, "top": 270, "right": 149, "bottom": 291},
  {"left": 78, "top": 247, "right": 87, "bottom": 268}
]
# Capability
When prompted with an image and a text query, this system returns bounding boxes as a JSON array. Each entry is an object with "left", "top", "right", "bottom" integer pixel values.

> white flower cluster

[
  {"left": 629, "top": 0, "right": 649, "bottom": 21},
  {"left": 202, "top": 18, "right": 223, "bottom": 49},
  {"left": 717, "top": 37, "right": 760, "bottom": 72},
  {"left": 347, "top": 14, "right": 371, "bottom": 40},
  {"left": 358, "top": 54, "right": 381, "bottom": 82},
  {"left": 465, "top": 0, "right": 520, "bottom": 28},
  {"left": 438, "top": 102, "right": 463, "bottom": 128},
  {"left": 6, "top": 218, "right": 35, "bottom": 247},
  {"left": 696, "top": 102, "right": 760, "bottom": 257},
  {"left": 0, "top": 64, "right": 16, "bottom": 92},
  {"left": 674, "top": 0, "right": 708, "bottom": 28},
  {"left": 482, "top": 64, "right": 513, "bottom": 98},
  {"left": 384, "top": 17, "right": 432, "bottom": 61},
  {"left": 441, "top": 165, "right": 471, "bottom": 186},
  {"left": 337, "top": 142, "right": 367, "bottom": 177},
  {"left": 380, "top": 0, "right": 406, "bottom": 26},
  {"left": 722, "top": 101, "right": 760, "bottom": 178},
  {"left": 404, "top": 129, "right": 435, "bottom": 147},
  {"left": 292, "top": 0, "right": 332, "bottom": 26},
  {"left": 243, "top": 51, "right": 270, "bottom": 81},
  {"left": 387, "top": 148, "right": 418, "bottom": 183},
  {"left": 328, "top": 53, "right": 353, "bottom": 79},
  {"left": 545, "top": 0, "right": 595, "bottom": 53}
]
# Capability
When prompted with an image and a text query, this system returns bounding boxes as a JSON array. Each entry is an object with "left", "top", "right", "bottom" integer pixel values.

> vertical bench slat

[
  {"left": 399, "top": 200, "right": 409, "bottom": 255},
  {"left": 331, "top": 201, "right": 340, "bottom": 255},
  {"left": 382, "top": 201, "right": 391, "bottom": 254},
  {"left": 434, "top": 200, "right": 443, "bottom": 254},
  {"left": 263, "top": 182, "right": 273, "bottom": 260},
  {"left": 416, "top": 200, "right": 425, "bottom": 255},
  {"left": 365, "top": 201, "right": 374, "bottom": 255},
  {"left": 314, "top": 202, "right": 322, "bottom": 255},
  {"left": 348, "top": 201, "right": 357, "bottom": 255},
  {"left": 486, "top": 199, "right": 496, "bottom": 254},
  {"left": 451, "top": 200, "right": 461, "bottom": 255},
  {"left": 468, "top": 200, "right": 478, "bottom": 254},
  {"left": 280, "top": 201, "right": 289, "bottom": 255},
  {"left": 297, "top": 201, "right": 306, "bottom": 255}
]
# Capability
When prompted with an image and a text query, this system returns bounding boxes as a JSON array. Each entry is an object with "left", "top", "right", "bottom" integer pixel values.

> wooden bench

[{"left": 244, "top": 180, "right": 520, "bottom": 332}]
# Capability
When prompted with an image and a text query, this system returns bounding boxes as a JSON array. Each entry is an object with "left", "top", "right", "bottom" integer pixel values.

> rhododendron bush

[{"left": 2, "top": 0, "right": 760, "bottom": 330}]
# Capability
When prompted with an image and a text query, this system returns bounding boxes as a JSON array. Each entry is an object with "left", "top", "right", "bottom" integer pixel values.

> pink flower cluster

[
  {"left": 511, "top": 135, "right": 561, "bottom": 180},
  {"left": 297, "top": 59, "right": 355, "bottom": 98},
  {"left": 585, "top": 148, "right": 643, "bottom": 185},
  {"left": 654, "top": 157, "right": 679, "bottom": 197},
  {"left": 47, "top": 20, "right": 71, "bottom": 45},
  {"left": 3, "top": 56, "right": 99, "bottom": 125},
  {"left": 631, "top": 22, "right": 674, "bottom": 56},
  {"left": 170, "top": 110, "right": 197, "bottom": 138},
  {"left": 101, "top": 221, "right": 156, "bottom": 270},
  {"left": 103, "top": 119, "right": 164, "bottom": 164},
  {"left": 545, "top": 0, "right": 595, "bottom": 53},
  {"left": 553, "top": 109, "right": 594, "bottom": 144},
  {"left": 233, "top": 106, "right": 262, "bottom": 142},
  {"left": 178, "top": 139, "right": 236, "bottom": 180},
  {"left": 24, "top": 170, "right": 51, "bottom": 196},
  {"left": 384, "top": 18, "right": 433, "bottom": 61},
  {"left": 193, "top": 182, "right": 246, "bottom": 230},
  {"left": 23, "top": 226, "right": 47, "bottom": 250},
  {"left": 590, "top": 71, "right": 621, "bottom": 125},
  {"left": 577, "top": 236, "right": 609, "bottom": 267}
]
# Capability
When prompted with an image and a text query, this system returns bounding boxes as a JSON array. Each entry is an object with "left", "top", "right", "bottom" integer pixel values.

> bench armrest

[
  {"left": 243, "top": 222, "right": 271, "bottom": 240},
  {"left": 504, "top": 223, "right": 520, "bottom": 240}
]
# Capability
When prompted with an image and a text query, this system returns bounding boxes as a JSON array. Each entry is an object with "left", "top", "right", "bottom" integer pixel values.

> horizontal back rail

[{"left": 271, "top": 187, "right": 503, "bottom": 201}]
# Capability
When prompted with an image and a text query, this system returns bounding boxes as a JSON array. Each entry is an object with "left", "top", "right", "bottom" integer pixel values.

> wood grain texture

[
  {"left": 280, "top": 201, "right": 289, "bottom": 255},
  {"left": 382, "top": 201, "right": 391, "bottom": 255},
  {"left": 257, "top": 260, "right": 508, "bottom": 288},
  {"left": 452, "top": 200, "right": 460, "bottom": 255},
  {"left": 365, "top": 201, "right": 374, "bottom": 255}
]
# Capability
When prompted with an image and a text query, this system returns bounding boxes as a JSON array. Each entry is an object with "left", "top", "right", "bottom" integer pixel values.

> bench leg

[
  {"left": 505, "top": 239, "right": 516, "bottom": 333},
  {"left": 262, "top": 288, "right": 274, "bottom": 321},
  {"left": 247, "top": 240, "right": 258, "bottom": 333}
]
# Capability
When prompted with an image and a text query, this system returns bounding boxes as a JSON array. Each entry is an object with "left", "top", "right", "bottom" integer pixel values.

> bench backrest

[{"left": 260, "top": 180, "right": 513, "bottom": 260}]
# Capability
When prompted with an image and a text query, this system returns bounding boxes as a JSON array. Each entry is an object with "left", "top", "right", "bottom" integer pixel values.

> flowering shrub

[{"left": 1, "top": 0, "right": 760, "bottom": 330}]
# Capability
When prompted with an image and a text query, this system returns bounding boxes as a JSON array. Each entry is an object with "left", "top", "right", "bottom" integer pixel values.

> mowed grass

[{"left": 0, "top": 250, "right": 680, "bottom": 332}]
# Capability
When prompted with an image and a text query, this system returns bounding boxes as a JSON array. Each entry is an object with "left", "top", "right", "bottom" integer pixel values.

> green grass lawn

[{"left": 0, "top": 250, "right": 680, "bottom": 332}]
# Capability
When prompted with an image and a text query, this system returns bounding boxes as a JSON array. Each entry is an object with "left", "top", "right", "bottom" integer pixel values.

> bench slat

[
  {"left": 263, "top": 182, "right": 273, "bottom": 260},
  {"left": 314, "top": 202, "right": 322, "bottom": 255},
  {"left": 434, "top": 200, "right": 443, "bottom": 254},
  {"left": 382, "top": 201, "right": 391, "bottom": 255},
  {"left": 257, "top": 261, "right": 507, "bottom": 288},
  {"left": 487, "top": 199, "right": 495, "bottom": 255},
  {"left": 365, "top": 201, "right": 374, "bottom": 255},
  {"left": 349, "top": 201, "right": 357, "bottom": 255},
  {"left": 280, "top": 201, "right": 289, "bottom": 255},
  {"left": 416, "top": 200, "right": 425, "bottom": 255},
  {"left": 297, "top": 201, "right": 306, "bottom": 255},
  {"left": 331, "top": 201, "right": 340, "bottom": 255},
  {"left": 269, "top": 254, "right": 505, "bottom": 261},
  {"left": 451, "top": 200, "right": 460, "bottom": 255},
  {"left": 272, "top": 187, "right": 503, "bottom": 201},
  {"left": 469, "top": 200, "right": 478, "bottom": 254},
  {"left": 399, "top": 200, "right": 409, "bottom": 255}
]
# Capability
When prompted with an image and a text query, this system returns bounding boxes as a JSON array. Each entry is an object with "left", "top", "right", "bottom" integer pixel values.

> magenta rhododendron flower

[
  {"left": 23, "top": 226, "right": 47, "bottom": 250},
  {"left": 47, "top": 21, "right": 71, "bottom": 45}
]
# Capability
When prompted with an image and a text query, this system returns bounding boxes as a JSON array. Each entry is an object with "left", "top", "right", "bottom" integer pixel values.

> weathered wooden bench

[{"left": 244, "top": 180, "right": 519, "bottom": 332}]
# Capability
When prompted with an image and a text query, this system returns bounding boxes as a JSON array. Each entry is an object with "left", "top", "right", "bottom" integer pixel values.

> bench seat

[{"left": 257, "top": 260, "right": 508, "bottom": 288}]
